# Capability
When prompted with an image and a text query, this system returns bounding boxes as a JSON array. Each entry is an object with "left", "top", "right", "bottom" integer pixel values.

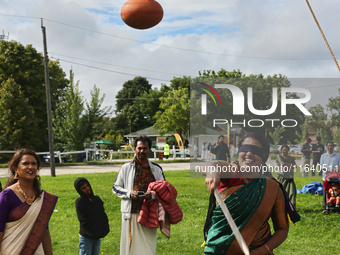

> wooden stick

[{"left": 214, "top": 188, "right": 250, "bottom": 255}]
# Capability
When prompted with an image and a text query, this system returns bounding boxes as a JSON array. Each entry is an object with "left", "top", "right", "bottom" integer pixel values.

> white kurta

[{"left": 120, "top": 213, "right": 157, "bottom": 255}]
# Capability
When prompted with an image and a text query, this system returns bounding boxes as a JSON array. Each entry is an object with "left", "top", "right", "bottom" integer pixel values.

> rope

[{"left": 305, "top": 0, "right": 340, "bottom": 72}]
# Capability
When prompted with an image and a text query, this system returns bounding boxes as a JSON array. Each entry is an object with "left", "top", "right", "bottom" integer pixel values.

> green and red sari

[{"left": 204, "top": 176, "right": 288, "bottom": 255}]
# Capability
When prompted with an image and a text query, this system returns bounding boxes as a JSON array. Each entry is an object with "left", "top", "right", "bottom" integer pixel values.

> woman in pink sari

[{"left": 0, "top": 149, "right": 58, "bottom": 255}]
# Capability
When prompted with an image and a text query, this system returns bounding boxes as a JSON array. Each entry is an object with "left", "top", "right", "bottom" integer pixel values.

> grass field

[{"left": 0, "top": 169, "right": 336, "bottom": 255}]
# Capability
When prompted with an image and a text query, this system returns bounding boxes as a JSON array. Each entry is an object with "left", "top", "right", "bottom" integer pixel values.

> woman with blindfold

[{"left": 203, "top": 132, "right": 290, "bottom": 255}]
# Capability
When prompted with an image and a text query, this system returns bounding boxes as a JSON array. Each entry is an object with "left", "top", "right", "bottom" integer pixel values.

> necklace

[{"left": 17, "top": 182, "right": 35, "bottom": 205}]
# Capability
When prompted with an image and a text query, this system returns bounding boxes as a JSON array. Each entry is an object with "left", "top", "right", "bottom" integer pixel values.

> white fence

[{"left": 0, "top": 146, "right": 189, "bottom": 163}]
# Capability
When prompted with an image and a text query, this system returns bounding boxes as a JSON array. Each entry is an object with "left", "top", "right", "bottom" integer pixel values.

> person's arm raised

[{"left": 204, "top": 161, "right": 235, "bottom": 193}]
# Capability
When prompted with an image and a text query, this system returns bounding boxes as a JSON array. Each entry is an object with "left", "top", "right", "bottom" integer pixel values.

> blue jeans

[{"left": 79, "top": 236, "right": 101, "bottom": 255}]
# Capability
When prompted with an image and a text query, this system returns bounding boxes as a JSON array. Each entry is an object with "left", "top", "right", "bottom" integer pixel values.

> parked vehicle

[
  {"left": 76, "top": 152, "right": 88, "bottom": 162},
  {"left": 290, "top": 144, "right": 299, "bottom": 154},
  {"left": 43, "top": 151, "right": 88, "bottom": 163},
  {"left": 269, "top": 144, "right": 275, "bottom": 154},
  {"left": 269, "top": 144, "right": 280, "bottom": 154},
  {"left": 43, "top": 153, "right": 71, "bottom": 163}
]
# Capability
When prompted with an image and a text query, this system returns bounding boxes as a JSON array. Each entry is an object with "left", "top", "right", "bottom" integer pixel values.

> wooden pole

[{"left": 41, "top": 18, "right": 56, "bottom": 177}]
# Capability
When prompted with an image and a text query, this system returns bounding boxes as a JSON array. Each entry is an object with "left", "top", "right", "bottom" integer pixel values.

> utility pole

[
  {"left": 0, "top": 30, "right": 9, "bottom": 40},
  {"left": 41, "top": 18, "right": 56, "bottom": 177}
]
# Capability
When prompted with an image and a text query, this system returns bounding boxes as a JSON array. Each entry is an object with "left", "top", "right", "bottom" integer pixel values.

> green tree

[
  {"left": 115, "top": 104, "right": 150, "bottom": 135},
  {"left": 0, "top": 78, "right": 39, "bottom": 150},
  {"left": 102, "top": 133, "right": 124, "bottom": 150},
  {"left": 308, "top": 105, "right": 327, "bottom": 129},
  {"left": 0, "top": 40, "right": 68, "bottom": 151},
  {"left": 135, "top": 85, "right": 170, "bottom": 125},
  {"left": 53, "top": 75, "right": 85, "bottom": 151},
  {"left": 199, "top": 69, "right": 244, "bottom": 79},
  {"left": 115, "top": 76, "right": 152, "bottom": 114},
  {"left": 190, "top": 90, "right": 207, "bottom": 135},
  {"left": 294, "top": 118, "right": 309, "bottom": 144},
  {"left": 315, "top": 128, "right": 329, "bottom": 145},
  {"left": 327, "top": 88, "right": 340, "bottom": 129},
  {"left": 269, "top": 126, "right": 285, "bottom": 147},
  {"left": 153, "top": 87, "right": 190, "bottom": 141},
  {"left": 333, "top": 128, "right": 340, "bottom": 148},
  {"left": 168, "top": 76, "right": 191, "bottom": 90},
  {"left": 114, "top": 77, "right": 153, "bottom": 135},
  {"left": 84, "top": 85, "right": 112, "bottom": 141}
]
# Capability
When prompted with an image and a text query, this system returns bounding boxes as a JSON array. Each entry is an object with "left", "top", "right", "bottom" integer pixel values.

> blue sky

[{"left": 0, "top": 0, "right": 339, "bottom": 114}]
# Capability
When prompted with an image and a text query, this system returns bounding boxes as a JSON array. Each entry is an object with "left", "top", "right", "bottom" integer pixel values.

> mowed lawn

[{"left": 0, "top": 169, "right": 336, "bottom": 255}]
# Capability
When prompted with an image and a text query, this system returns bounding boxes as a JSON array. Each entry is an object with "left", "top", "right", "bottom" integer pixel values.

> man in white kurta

[{"left": 113, "top": 135, "right": 165, "bottom": 255}]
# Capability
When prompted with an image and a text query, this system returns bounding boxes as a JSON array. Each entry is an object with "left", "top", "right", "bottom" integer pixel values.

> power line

[
  {"left": 0, "top": 13, "right": 333, "bottom": 61},
  {"left": 51, "top": 57, "right": 172, "bottom": 82},
  {"left": 0, "top": 13, "right": 40, "bottom": 20},
  {"left": 50, "top": 52, "right": 185, "bottom": 76},
  {"left": 43, "top": 18, "right": 332, "bottom": 61},
  {"left": 52, "top": 55, "right": 340, "bottom": 90}
]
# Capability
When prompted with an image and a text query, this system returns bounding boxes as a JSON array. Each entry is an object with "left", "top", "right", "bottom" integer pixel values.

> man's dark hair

[
  {"left": 218, "top": 135, "right": 224, "bottom": 139},
  {"left": 306, "top": 138, "right": 311, "bottom": 143},
  {"left": 326, "top": 140, "right": 334, "bottom": 147},
  {"left": 134, "top": 135, "right": 152, "bottom": 149},
  {"left": 316, "top": 136, "right": 321, "bottom": 141}
]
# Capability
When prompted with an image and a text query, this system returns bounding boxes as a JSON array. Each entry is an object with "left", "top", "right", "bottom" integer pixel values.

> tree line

[{"left": 1, "top": 40, "right": 340, "bottom": 162}]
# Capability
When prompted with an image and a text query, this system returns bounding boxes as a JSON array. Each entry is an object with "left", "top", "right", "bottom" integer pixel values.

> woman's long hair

[{"left": 5, "top": 149, "right": 42, "bottom": 197}]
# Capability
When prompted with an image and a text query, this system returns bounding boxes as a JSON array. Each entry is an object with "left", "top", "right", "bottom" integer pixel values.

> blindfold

[{"left": 238, "top": 144, "right": 269, "bottom": 163}]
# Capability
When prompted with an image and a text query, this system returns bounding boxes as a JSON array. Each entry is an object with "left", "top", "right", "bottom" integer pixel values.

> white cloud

[{"left": 0, "top": 0, "right": 339, "bottom": 113}]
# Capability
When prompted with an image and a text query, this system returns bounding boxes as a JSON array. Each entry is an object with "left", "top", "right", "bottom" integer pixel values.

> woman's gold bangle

[{"left": 264, "top": 244, "right": 271, "bottom": 253}]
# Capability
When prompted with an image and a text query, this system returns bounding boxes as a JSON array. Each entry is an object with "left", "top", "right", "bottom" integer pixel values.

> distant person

[
  {"left": 311, "top": 137, "right": 324, "bottom": 176},
  {"left": 320, "top": 141, "right": 340, "bottom": 181},
  {"left": 112, "top": 135, "right": 165, "bottom": 255},
  {"left": 207, "top": 143, "right": 212, "bottom": 153},
  {"left": 164, "top": 142, "right": 170, "bottom": 159},
  {"left": 320, "top": 141, "right": 340, "bottom": 214},
  {"left": 95, "top": 144, "right": 100, "bottom": 160},
  {"left": 74, "top": 177, "right": 110, "bottom": 255},
  {"left": 301, "top": 138, "right": 312, "bottom": 177},
  {"left": 210, "top": 135, "right": 230, "bottom": 162},
  {"left": 202, "top": 142, "right": 207, "bottom": 160},
  {"left": 276, "top": 144, "right": 297, "bottom": 208}
]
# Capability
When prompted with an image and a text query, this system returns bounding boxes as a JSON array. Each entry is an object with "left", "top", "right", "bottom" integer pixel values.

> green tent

[{"left": 94, "top": 140, "right": 114, "bottom": 144}]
